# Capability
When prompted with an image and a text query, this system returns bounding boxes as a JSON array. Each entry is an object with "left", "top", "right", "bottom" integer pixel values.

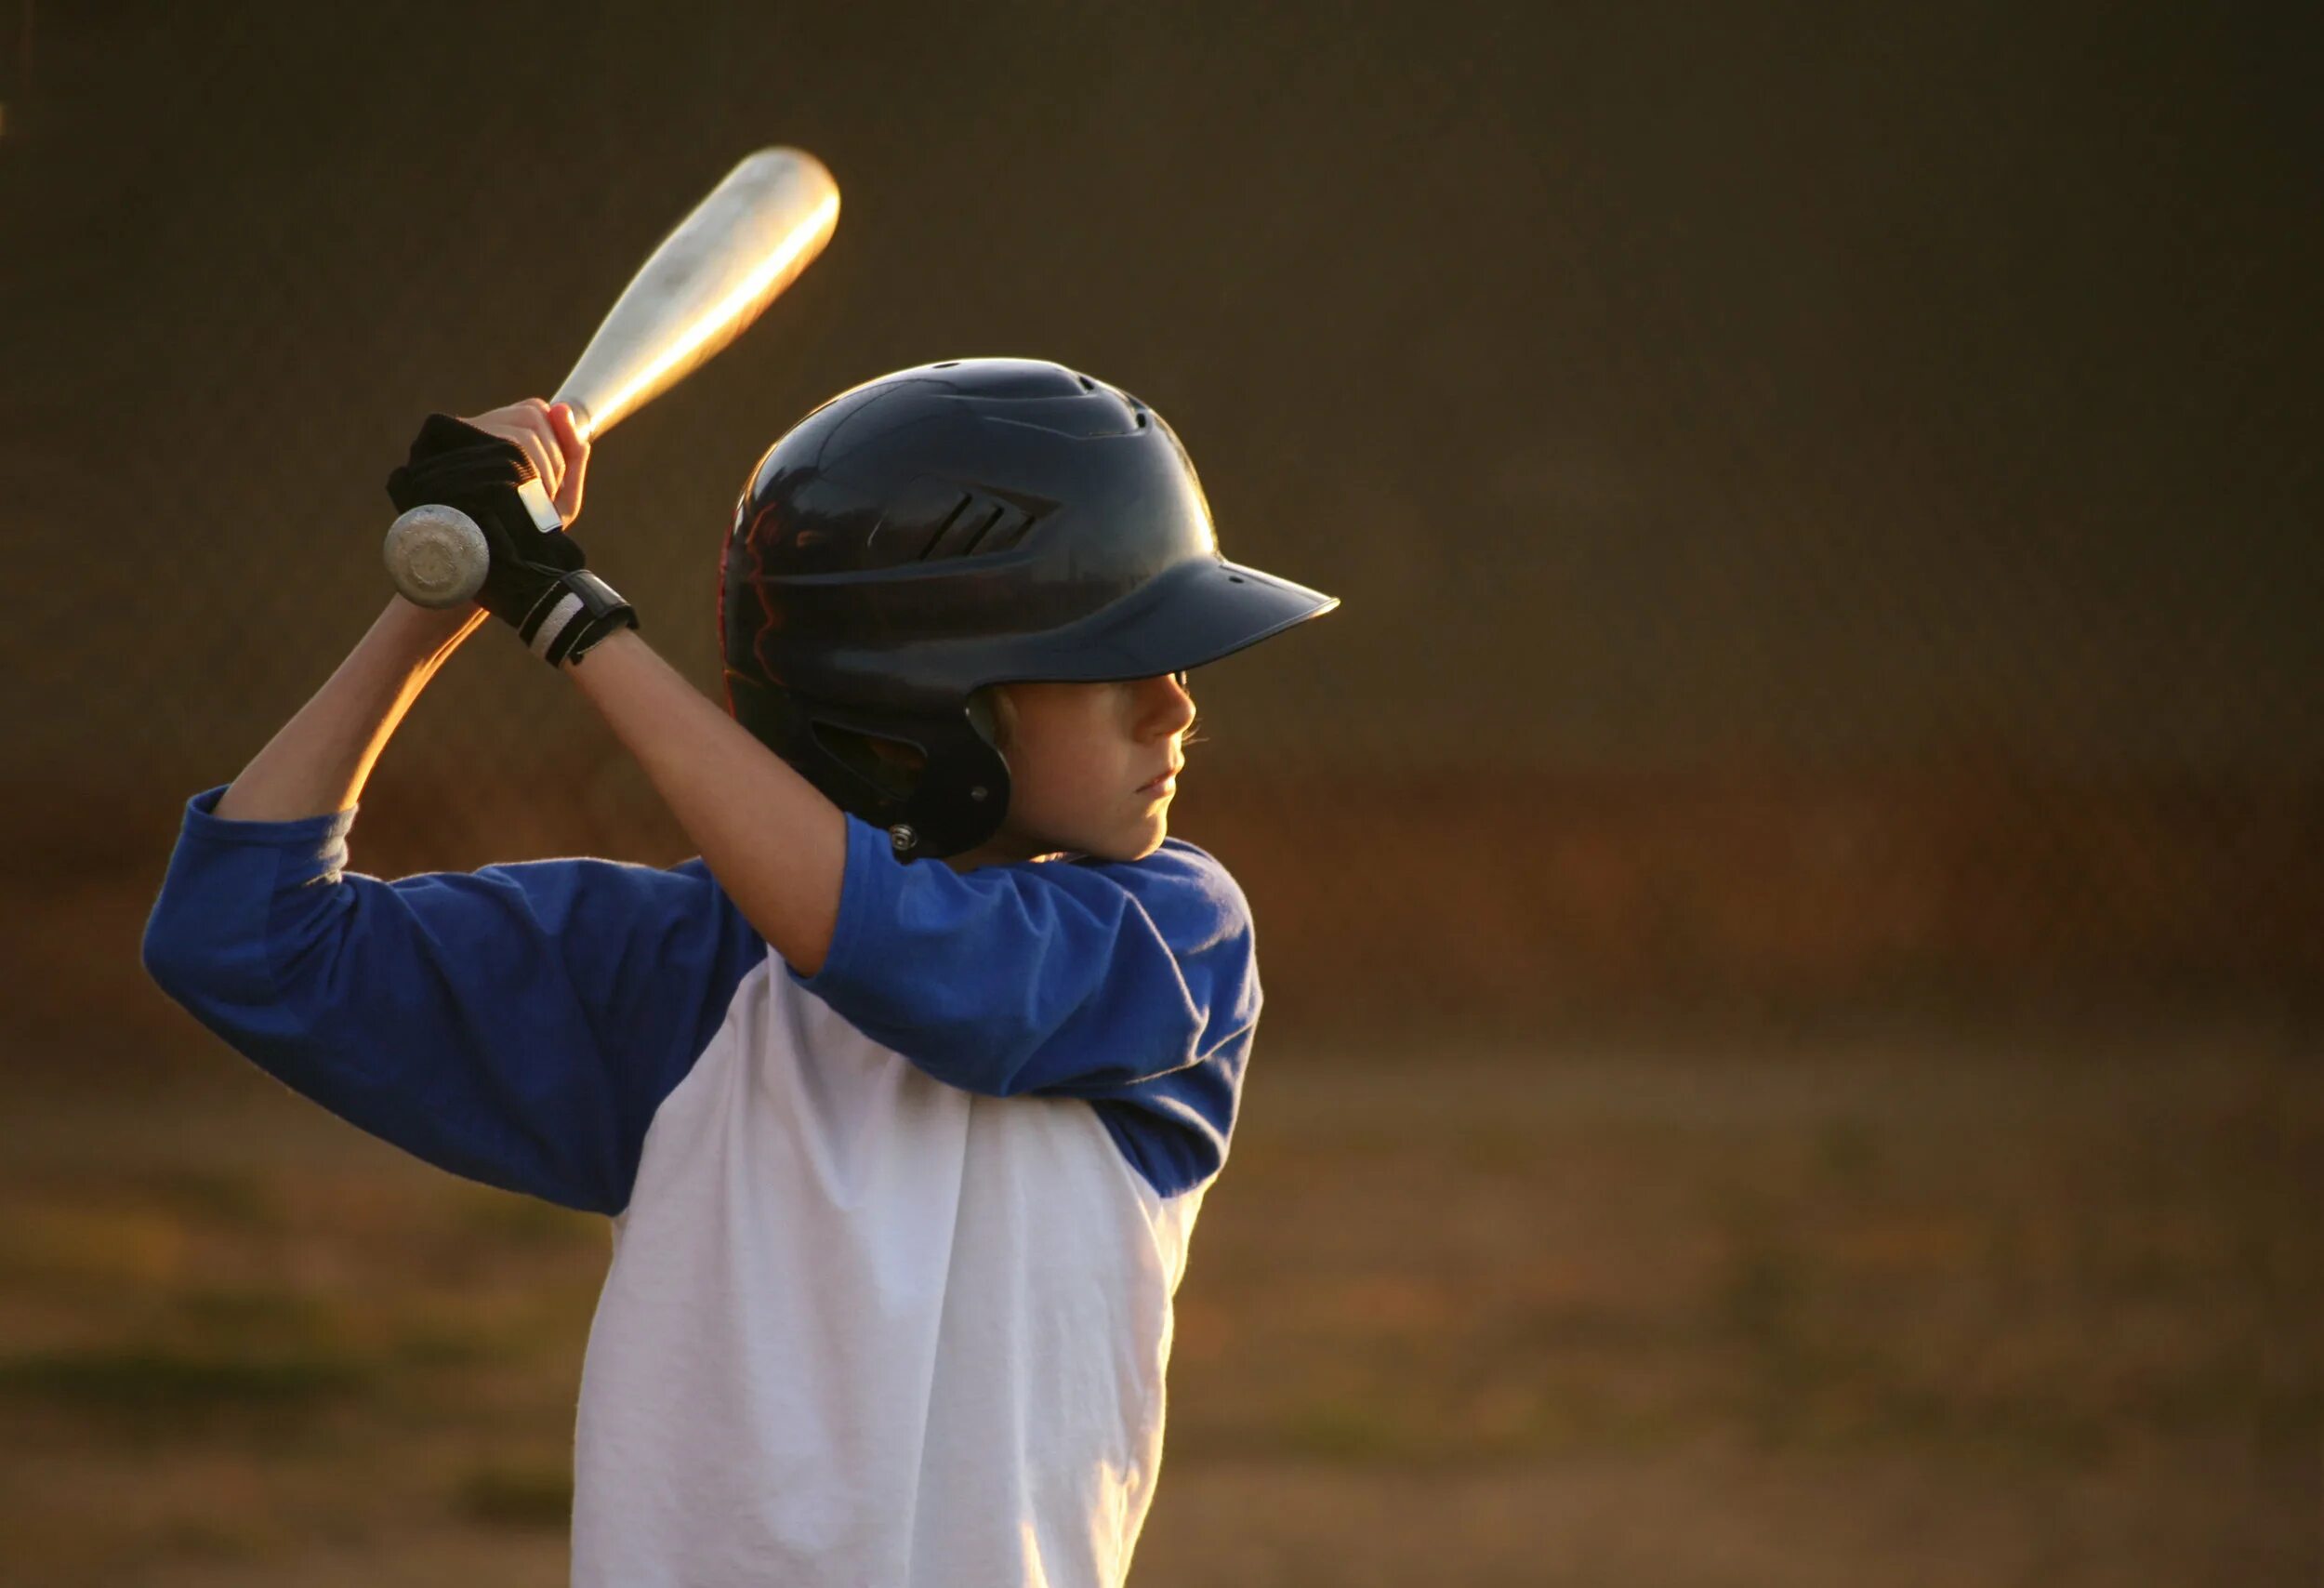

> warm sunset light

[{"left": 16, "top": 7, "right": 2311, "bottom": 1585}]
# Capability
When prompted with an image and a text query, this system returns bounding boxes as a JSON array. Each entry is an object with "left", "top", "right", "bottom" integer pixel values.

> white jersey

[{"left": 578, "top": 959, "right": 1203, "bottom": 1585}]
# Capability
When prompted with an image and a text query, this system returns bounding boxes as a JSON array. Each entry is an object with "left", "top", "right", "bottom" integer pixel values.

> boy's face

[{"left": 949, "top": 673, "right": 1196, "bottom": 869}]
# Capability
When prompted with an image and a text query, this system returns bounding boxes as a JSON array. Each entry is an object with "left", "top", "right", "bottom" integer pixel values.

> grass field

[{"left": 2, "top": 1017, "right": 2315, "bottom": 1586}]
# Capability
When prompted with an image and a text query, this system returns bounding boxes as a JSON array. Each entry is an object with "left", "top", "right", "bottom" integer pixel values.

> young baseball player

[{"left": 142, "top": 359, "right": 1337, "bottom": 1587}]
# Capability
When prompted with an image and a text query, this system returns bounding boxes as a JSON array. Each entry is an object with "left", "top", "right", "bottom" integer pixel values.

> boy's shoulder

[
  {"left": 1066, "top": 833, "right": 1234, "bottom": 881},
  {"left": 1064, "top": 836, "right": 1251, "bottom": 933}
]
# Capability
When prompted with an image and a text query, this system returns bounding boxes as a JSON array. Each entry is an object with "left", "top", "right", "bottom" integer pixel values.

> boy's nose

[{"left": 1147, "top": 671, "right": 1196, "bottom": 734}]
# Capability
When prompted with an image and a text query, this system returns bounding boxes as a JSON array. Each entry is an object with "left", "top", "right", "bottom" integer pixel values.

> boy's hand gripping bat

[{"left": 385, "top": 148, "right": 840, "bottom": 608}]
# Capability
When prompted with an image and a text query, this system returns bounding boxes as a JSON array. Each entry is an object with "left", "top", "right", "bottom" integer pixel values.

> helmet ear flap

[
  {"left": 891, "top": 721, "right": 1011, "bottom": 859},
  {"left": 723, "top": 670, "right": 1013, "bottom": 861},
  {"left": 808, "top": 721, "right": 925, "bottom": 804}
]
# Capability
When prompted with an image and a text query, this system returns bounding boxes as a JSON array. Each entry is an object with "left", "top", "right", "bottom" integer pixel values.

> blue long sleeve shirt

[{"left": 142, "top": 786, "right": 1261, "bottom": 1211}]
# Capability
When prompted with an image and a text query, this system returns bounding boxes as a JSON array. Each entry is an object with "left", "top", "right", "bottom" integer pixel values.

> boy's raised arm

[
  {"left": 145, "top": 401, "right": 825, "bottom": 1212},
  {"left": 213, "top": 598, "right": 486, "bottom": 823},
  {"left": 214, "top": 395, "right": 585, "bottom": 824},
  {"left": 560, "top": 629, "right": 847, "bottom": 976},
  {"left": 205, "top": 392, "right": 845, "bottom": 973}
]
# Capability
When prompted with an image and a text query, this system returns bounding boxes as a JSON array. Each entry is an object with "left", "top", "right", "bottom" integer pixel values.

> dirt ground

[{"left": 2, "top": 1018, "right": 2315, "bottom": 1587}]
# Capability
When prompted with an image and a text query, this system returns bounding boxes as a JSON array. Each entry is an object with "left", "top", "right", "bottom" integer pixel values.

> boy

[{"left": 142, "top": 359, "right": 1338, "bottom": 1587}]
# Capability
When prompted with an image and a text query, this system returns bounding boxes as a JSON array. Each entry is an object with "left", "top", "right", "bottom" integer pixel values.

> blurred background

[{"left": 2, "top": 3, "right": 2316, "bottom": 1584}]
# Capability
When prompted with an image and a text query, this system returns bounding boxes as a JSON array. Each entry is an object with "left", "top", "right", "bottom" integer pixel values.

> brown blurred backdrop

[{"left": 1, "top": 4, "right": 2316, "bottom": 1585}]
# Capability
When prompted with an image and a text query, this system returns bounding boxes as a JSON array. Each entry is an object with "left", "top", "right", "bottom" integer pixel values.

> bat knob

[{"left": 385, "top": 504, "right": 490, "bottom": 608}]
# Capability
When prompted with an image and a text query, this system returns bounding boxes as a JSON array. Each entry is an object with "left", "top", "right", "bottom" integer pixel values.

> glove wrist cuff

[{"left": 521, "top": 570, "right": 638, "bottom": 668}]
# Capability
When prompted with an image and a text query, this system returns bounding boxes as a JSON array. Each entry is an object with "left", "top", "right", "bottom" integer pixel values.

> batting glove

[{"left": 386, "top": 414, "right": 638, "bottom": 667}]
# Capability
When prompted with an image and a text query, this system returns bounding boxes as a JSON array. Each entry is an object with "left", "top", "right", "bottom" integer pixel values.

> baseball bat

[{"left": 385, "top": 147, "right": 840, "bottom": 607}]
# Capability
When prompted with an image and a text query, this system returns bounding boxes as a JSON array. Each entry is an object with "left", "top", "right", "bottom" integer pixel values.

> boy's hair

[{"left": 720, "top": 358, "right": 1337, "bottom": 860}]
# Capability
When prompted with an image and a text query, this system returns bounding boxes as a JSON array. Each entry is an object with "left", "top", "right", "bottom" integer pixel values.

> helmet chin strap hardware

[{"left": 888, "top": 824, "right": 918, "bottom": 854}]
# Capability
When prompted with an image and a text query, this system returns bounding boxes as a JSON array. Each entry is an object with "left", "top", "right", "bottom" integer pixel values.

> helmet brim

[{"left": 985, "top": 557, "right": 1340, "bottom": 684}]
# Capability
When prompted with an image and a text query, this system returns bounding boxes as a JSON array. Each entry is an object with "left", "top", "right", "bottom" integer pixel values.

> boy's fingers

[
  {"left": 443, "top": 400, "right": 577, "bottom": 516},
  {"left": 496, "top": 414, "right": 562, "bottom": 497},
  {"left": 548, "top": 404, "right": 589, "bottom": 521},
  {"left": 458, "top": 401, "right": 562, "bottom": 489},
  {"left": 514, "top": 427, "right": 561, "bottom": 496},
  {"left": 548, "top": 403, "right": 583, "bottom": 465}
]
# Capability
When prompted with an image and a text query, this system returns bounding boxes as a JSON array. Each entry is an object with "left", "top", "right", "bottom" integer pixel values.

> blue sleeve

[
  {"left": 139, "top": 787, "right": 768, "bottom": 1214},
  {"left": 789, "top": 815, "right": 1262, "bottom": 1197}
]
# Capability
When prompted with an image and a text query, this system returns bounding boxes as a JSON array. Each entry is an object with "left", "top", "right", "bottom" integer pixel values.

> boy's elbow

[
  {"left": 140, "top": 889, "right": 271, "bottom": 1012},
  {"left": 879, "top": 1001, "right": 1081, "bottom": 1097},
  {"left": 900, "top": 1036, "right": 1038, "bottom": 1099},
  {"left": 140, "top": 894, "right": 201, "bottom": 999},
  {"left": 143, "top": 908, "right": 220, "bottom": 1015}
]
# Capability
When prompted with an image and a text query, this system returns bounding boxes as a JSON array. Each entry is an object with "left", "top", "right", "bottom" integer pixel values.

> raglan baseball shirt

[{"left": 141, "top": 786, "right": 1261, "bottom": 1588}]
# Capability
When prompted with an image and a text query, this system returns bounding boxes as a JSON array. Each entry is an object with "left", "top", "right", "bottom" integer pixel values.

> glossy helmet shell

[{"left": 720, "top": 358, "right": 1338, "bottom": 857}]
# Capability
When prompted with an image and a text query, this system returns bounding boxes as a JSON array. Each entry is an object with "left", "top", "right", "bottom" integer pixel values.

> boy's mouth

[{"left": 1137, "top": 762, "right": 1182, "bottom": 794}]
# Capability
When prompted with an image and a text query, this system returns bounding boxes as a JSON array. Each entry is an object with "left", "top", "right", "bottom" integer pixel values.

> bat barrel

[{"left": 553, "top": 148, "right": 839, "bottom": 441}]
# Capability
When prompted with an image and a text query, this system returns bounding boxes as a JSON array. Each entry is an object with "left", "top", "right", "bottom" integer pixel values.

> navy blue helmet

[{"left": 720, "top": 358, "right": 1339, "bottom": 858}]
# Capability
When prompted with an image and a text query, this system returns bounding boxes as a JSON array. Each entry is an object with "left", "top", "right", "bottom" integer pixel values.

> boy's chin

[
  {"left": 987, "top": 812, "right": 1169, "bottom": 867},
  {"left": 1054, "top": 827, "right": 1168, "bottom": 866},
  {"left": 1108, "top": 819, "right": 1171, "bottom": 864}
]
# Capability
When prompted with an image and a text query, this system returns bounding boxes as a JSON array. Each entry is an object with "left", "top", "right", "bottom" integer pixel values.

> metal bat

[{"left": 384, "top": 147, "right": 840, "bottom": 607}]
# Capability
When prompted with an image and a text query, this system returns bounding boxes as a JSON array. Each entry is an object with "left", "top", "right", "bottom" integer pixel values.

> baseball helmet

[{"left": 720, "top": 358, "right": 1339, "bottom": 859}]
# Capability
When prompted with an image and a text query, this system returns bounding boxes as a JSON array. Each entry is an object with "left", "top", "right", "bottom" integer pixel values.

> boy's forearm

[
  {"left": 562, "top": 629, "right": 846, "bottom": 975},
  {"left": 214, "top": 599, "right": 489, "bottom": 823}
]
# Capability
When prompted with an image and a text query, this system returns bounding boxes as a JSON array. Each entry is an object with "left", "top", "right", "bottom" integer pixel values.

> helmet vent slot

[
  {"left": 982, "top": 510, "right": 1032, "bottom": 552},
  {"left": 924, "top": 498, "right": 1002, "bottom": 560},
  {"left": 915, "top": 489, "right": 1038, "bottom": 561}
]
